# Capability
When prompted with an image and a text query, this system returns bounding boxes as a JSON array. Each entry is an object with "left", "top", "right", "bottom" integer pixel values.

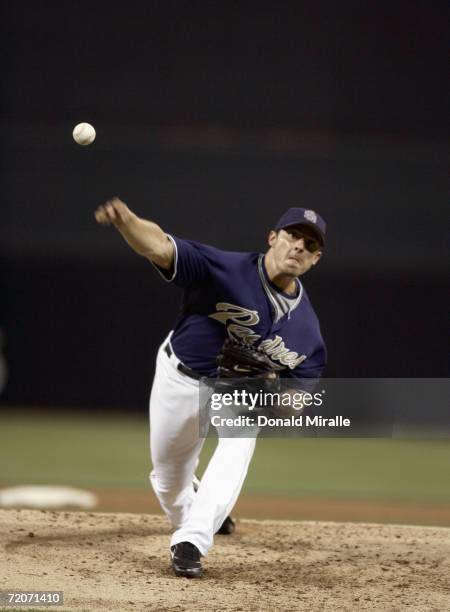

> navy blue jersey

[{"left": 155, "top": 236, "right": 326, "bottom": 386}]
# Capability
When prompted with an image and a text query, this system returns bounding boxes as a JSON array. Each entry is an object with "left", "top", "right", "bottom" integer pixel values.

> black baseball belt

[{"left": 164, "top": 343, "right": 202, "bottom": 381}]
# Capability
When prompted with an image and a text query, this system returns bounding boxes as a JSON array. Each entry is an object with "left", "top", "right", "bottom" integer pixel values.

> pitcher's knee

[{"left": 150, "top": 469, "right": 188, "bottom": 501}]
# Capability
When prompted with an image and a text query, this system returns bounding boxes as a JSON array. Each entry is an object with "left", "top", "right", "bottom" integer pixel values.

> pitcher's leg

[
  {"left": 149, "top": 343, "right": 204, "bottom": 529},
  {"left": 171, "top": 436, "right": 257, "bottom": 555}
]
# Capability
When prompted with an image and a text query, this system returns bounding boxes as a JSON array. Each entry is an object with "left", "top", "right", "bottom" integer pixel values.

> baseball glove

[
  {"left": 214, "top": 340, "right": 303, "bottom": 420},
  {"left": 213, "top": 339, "right": 281, "bottom": 420},
  {"left": 216, "top": 339, "right": 280, "bottom": 380}
]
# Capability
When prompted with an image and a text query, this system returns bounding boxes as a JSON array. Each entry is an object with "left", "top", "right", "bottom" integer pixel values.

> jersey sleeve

[{"left": 151, "top": 235, "right": 211, "bottom": 287}]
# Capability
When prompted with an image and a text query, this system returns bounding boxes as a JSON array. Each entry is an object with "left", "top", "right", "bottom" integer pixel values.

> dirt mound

[{"left": 1, "top": 509, "right": 449, "bottom": 611}]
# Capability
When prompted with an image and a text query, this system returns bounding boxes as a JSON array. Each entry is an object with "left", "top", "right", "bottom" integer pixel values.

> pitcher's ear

[
  {"left": 268, "top": 230, "right": 278, "bottom": 247},
  {"left": 311, "top": 250, "right": 323, "bottom": 265}
]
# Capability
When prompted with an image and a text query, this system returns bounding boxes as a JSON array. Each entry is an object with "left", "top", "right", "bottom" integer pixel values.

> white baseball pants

[{"left": 149, "top": 333, "right": 257, "bottom": 556}]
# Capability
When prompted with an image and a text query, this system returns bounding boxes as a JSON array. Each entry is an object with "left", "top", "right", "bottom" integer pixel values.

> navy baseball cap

[{"left": 274, "top": 207, "right": 326, "bottom": 245}]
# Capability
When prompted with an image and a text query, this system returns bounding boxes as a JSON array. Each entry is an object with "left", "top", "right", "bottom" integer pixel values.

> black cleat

[
  {"left": 217, "top": 515, "right": 236, "bottom": 535},
  {"left": 170, "top": 541, "right": 203, "bottom": 578}
]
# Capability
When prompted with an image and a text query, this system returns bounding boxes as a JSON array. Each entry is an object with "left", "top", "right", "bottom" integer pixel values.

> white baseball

[{"left": 72, "top": 122, "right": 96, "bottom": 145}]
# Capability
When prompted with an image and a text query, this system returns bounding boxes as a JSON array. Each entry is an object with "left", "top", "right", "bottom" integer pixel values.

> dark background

[{"left": 1, "top": 1, "right": 448, "bottom": 409}]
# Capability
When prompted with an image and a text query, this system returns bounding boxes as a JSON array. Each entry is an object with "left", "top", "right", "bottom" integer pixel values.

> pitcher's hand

[{"left": 95, "top": 197, "right": 134, "bottom": 227}]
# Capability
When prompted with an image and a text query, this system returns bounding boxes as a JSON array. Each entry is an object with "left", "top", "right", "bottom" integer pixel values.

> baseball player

[{"left": 95, "top": 198, "right": 326, "bottom": 577}]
